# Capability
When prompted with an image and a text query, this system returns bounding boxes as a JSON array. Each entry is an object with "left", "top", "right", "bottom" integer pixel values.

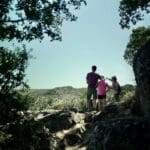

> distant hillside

[
  {"left": 30, "top": 86, "right": 86, "bottom": 96},
  {"left": 28, "top": 86, "right": 87, "bottom": 111},
  {"left": 26, "top": 85, "right": 135, "bottom": 111},
  {"left": 25, "top": 84, "right": 135, "bottom": 110},
  {"left": 29, "top": 84, "right": 135, "bottom": 96}
]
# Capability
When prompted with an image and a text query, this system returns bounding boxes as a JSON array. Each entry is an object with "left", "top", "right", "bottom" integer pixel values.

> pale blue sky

[{"left": 1, "top": 0, "right": 150, "bottom": 89}]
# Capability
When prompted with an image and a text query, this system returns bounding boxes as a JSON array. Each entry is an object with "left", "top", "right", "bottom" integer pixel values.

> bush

[{"left": 0, "top": 45, "right": 31, "bottom": 122}]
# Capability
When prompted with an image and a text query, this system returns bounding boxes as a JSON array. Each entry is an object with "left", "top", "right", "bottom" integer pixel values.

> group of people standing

[{"left": 86, "top": 65, "right": 121, "bottom": 111}]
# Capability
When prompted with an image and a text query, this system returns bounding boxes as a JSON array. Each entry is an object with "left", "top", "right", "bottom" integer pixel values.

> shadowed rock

[
  {"left": 87, "top": 117, "right": 150, "bottom": 150},
  {"left": 133, "top": 41, "right": 150, "bottom": 116}
]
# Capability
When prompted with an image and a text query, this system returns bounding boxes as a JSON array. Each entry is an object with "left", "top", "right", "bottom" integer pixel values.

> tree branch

[{"left": 1, "top": 18, "right": 27, "bottom": 23}]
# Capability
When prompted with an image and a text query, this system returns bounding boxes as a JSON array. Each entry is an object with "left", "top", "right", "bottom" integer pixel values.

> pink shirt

[{"left": 97, "top": 81, "right": 108, "bottom": 95}]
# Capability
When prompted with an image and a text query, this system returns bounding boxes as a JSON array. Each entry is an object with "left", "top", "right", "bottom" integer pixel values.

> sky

[{"left": 1, "top": 0, "right": 150, "bottom": 89}]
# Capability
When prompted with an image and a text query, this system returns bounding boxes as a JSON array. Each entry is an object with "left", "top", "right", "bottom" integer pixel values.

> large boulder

[
  {"left": 36, "top": 111, "right": 77, "bottom": 132},
  {"left": 133, "top": 41, "right": 150, "bottom": 116},
  {"left": 87, "top": 117, "right": 150, "bottom": 150}
]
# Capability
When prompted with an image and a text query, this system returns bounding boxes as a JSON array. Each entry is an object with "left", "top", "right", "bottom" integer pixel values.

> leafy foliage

[
  {"left": 0, "top": 0, "right": 86, "bottom": 41},
  {"left": 0, "top": 45, "right": 31, "bottom": 122},
  {"left": 0, "top": 0, "right": 86, "bottom": 122},
  {"left": 27, "top": 86, "right": 87, "bottom": 111},
  {"left": 0, "top": 116, "right": 55, "bottom": 150},
  {"left": 26, "top": 85, "right": 135, "bottom": 111},
  {"left": 0, "top": 45, "right": 30, "bottom": 93},
  {"left": 119, "top": 0, "right": 150, "bottom": 29},
  {"left": 124, "top": 26, "right": 150, "bottom": 65},
  {"left": 133, "top": 40, "right": 150, "bottom": 116}
]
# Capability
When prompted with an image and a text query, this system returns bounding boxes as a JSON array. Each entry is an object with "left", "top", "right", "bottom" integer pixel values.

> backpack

[{"left": 117, "top": 83, "right": 121, "bottom": 95}]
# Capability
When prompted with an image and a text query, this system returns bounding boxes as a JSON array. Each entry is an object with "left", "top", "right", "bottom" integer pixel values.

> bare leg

[
  {"left": 99, "top": 99, "right": 106, "bottom": 111},
  {"left": 98, "top": 100, "right": 101, "bottom": 111},
  {"left": 96, "top": 99, "right": 98, "bottom": 111},
  {"left": 100, "top": 100, "right": 103, "bottom": 111},
  {"left": 103, "top": 98, "right": 107, "bottom": 110}
]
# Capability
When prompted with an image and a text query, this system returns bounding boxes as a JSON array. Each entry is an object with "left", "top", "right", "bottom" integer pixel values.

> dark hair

[
  {"left": 112, "top": 76, "right": 117, "bottom": 81},
  {"left": 92, "top": 65, "right": 97, "bottom": 71}
]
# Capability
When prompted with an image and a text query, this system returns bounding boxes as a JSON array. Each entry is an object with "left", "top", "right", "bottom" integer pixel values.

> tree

[
  {"left": 0, "top": 45, "right": 31, "bottom": 122},
  {"left": 119, "top": 1, "right": 150, "bottom": 116},
  {"left": 0, "top": 0, "right": 86, "bottom": 120},
  {"left": 124, "top": 26, "right": 150, "bottom": 66},
  {"left": 0, "top": 45, "right": 30, "bottom": 93},
  {"left": 0, "top": 0, "right": 86, "bottom": 42},
  {"left": 119, "top": 0, "right": 150, "bottom": 29}
]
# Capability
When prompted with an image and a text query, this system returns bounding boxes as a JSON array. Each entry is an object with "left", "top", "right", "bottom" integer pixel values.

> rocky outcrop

[
  {"left": 0, "top": 110, "right": 87, "bottom": 150},
  {"left": 87, "top": 117, "right": 150, "bottom": 150},
  {"left": 133, "top": 41, "right": 150, "bottom": 116},
  {"left": 1, "top": 101, "right": 150, "bottom": 150}
]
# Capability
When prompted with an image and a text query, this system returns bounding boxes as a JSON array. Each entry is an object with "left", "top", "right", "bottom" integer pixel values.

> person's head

[
  {"left": 101, "top": 75, "right": 105, "bottom": 81},
  {"left": 92, "top": 65, "right": 97, "bottom": 72},
  {"left": 99, "top": 75, "right": 105, "bottom": 81},
  {"left": 112, "top": 76, "right": 117, "bottom": 82}
]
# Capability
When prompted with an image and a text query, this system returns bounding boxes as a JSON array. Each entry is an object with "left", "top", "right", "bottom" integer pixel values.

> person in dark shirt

[
  {"left": 107, "top": 76, "right": 121, "bottom": 101},
  {"left": 86, "top": 65, "right": 101, "bottom": 110}
]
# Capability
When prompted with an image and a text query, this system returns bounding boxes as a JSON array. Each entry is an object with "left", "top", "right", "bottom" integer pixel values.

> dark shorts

[
  {"left": 98, "top": 95, "right": 106, "bottom": 99},
  {"left": 87, "top": 88, "right": 97, "bottom": 100}
]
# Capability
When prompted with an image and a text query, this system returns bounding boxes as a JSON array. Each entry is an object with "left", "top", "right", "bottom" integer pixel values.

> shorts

[
  {"left": 87, "top": 88, "right": 97, "bottom": 100},
  {"left": 98, "top": 95, "right": 106, "bottom": 99}
]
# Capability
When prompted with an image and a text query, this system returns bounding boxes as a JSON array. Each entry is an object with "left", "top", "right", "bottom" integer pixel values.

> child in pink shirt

[{"left": 97, "top": 76, "right": 109, "bottom": 111}]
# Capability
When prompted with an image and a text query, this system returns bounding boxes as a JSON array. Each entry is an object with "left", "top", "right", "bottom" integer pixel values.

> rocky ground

[{"left": 1, "top": 100, "right": 150, "bottom": 150}]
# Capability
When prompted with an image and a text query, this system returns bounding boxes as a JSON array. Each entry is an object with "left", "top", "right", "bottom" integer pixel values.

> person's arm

[
  {"left": 107, "top": 84, "right": 113, "bottom": 90},
  {"left": 98, "top": 74, "right": 102, "bottom": 80},
  {"left": 116, "top": 82, "right": 121, "bottom": 93},
  {"left": 106, "top": 77, "right": 112, "bottom": 81},
  {"left": 96, "top": 81, "right": 99, "bottom": 88},
  {"left": 106, "top": 83, "right": 110, "bottom": 92},
  {"left": 86, "top": 73, "right": 89, "bottom": 84},
  {"left": 86, "top": 79, "right": 89, "bottom": 84}
]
